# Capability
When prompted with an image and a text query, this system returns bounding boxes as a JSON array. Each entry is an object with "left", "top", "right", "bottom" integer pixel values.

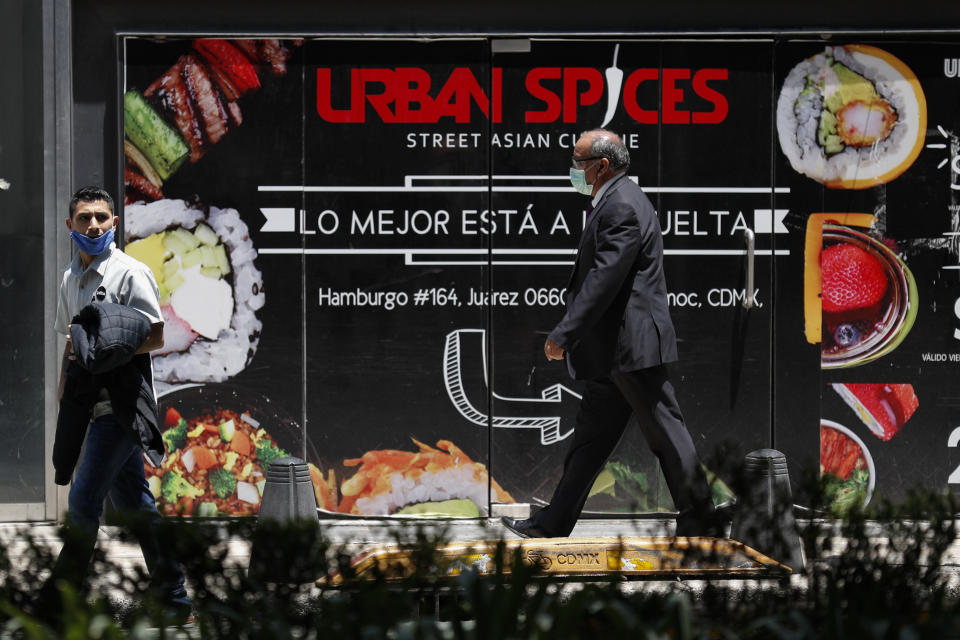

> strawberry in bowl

[
  {"left": 821, "top": 240, "right": 893, "bottom": 356},
  {"left": 819, "top": 225, "right": 917, "bottom": 368},
  {"left": 821, "top": 243, "right": 889, "bottom": 314}
]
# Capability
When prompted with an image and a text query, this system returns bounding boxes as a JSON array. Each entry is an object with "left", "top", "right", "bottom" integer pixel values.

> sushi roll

[
  {"left": 336, "top": 439, "right": 515, "bottom": 516},
  {"left": 777, "top": 45, "right": 926, "bottom": 189},
  {"left": 124, "top": 198, "right": 264, "bottom": 384}
]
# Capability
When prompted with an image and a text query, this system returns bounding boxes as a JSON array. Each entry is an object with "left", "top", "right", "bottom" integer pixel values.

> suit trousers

[{"left": 534, "top": 365, "right": 713, "bottom": 537}]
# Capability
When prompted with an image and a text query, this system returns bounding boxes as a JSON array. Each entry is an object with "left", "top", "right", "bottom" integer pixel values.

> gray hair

[{"left": 589, "top": 131, "right": 630, "bottom": 171}]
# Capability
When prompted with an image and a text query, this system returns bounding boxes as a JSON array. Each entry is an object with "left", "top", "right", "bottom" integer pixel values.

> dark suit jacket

[{"left": 548, "top": 173, "right": 679, "bottom": 380}]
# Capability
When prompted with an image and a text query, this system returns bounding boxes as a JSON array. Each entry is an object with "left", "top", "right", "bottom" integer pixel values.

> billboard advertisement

[
  {"left": 120, "top": 36, "right": 960, "bottom": 518},
  {"left": 772, "top": 42, "right": 960, "bottom": 514}
]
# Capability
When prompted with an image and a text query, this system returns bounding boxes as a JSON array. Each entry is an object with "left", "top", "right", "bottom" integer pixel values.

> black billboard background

[
  {"left": 772, "top": 39, "right": 960, "bottom": 509},
  {"left": 302, "top": 40, "right": 493, "bottom": 509},
  {"left": 123, "top": 36, "right": 960, "bottom": 517}
]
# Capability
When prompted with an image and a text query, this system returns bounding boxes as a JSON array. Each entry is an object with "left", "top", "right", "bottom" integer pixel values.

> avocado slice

[
  {"left": 825, "top": 62, "right": 881, "bottom": 114},
  {"left": 395, "top": 499, "right": 481, "bottom": 517}
]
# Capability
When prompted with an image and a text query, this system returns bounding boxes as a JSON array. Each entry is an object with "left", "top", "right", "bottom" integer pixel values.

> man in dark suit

[{"left": 502, "top": 129, "right": 720, "bottom": 539}]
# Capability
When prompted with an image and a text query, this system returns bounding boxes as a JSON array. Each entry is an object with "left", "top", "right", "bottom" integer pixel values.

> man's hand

[
  {"left": 137, "top": 322, "right": 165, "bottom": 354},
  {"left": 66, "top": 325, "right": 76, "bottom": 360},
  {"left": 544, "top": 337, "right": 565, "bottom": 361}
]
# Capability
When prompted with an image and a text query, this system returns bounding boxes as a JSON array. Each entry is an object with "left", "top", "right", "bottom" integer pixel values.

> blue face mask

[
  {"left": 569, "top": 161, "right": 599, "bottom": 196},
  {"left": 71, "top": 227, "right": 114, "bottom": 256}
]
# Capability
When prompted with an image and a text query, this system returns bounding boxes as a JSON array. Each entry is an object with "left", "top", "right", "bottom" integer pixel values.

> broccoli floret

[
  {"left": 161, "top": 470, "right": 202, "bottom": 503},
  {"left": 162, "top": 418, "right": 188, "bottom": 452},
  {"left": 825, "top": 468, "right": 869, "bottom": 515},
  {"left": 209, "top": 468, "right": 237, "bottom": 499},
  {"left": 255, "top": 439, "right": 288, "bottom": 468}
]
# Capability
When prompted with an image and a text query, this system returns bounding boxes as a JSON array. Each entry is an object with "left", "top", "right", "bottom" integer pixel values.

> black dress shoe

[{"left": 501, "top": 516, "right": 555, "bottom": 539}]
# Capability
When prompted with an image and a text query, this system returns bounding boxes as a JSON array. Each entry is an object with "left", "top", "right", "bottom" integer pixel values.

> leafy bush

[{"left": 2, "top": 480, "right": 960, "bottom": 638}]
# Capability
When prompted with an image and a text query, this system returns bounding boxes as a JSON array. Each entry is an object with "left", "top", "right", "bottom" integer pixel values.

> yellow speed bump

[{"left": 321, "top": 537, "right": 792, "bottom": 585}]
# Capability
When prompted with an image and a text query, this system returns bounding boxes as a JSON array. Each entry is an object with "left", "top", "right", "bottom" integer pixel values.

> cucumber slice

[
  {"left": 162, "top": 257, "right": 180, "bottom": 280},
  {"left": 123, "top": 91, "right": 189, "bottom": 181},
  {"left": 824, "top": 135, "right": 844, "bottom": 155},
  {"left": 172, "top": 227, "right": 200, "bottom": 250},
  {"left": 824, "top": 92, "right": 843, "bottom": 114},
  {"left": 196, "top": 502, "right": 219, "bottom": 517},
  {"left": 818, "top": 110, "right": 838, "bottom": 148},
  {"left": 194, "top": 223, "right": 219, "bottom": 247},
  {"left": 218, "top": 419, "right": 235, "bottom": 442},
  {"left": 163, "top": 230, "right": 189, "bottom": 255},
  {"left": 200, "top": 266, "right": 222, "bottom": 279},
  {"left": 214, "top": 244, "right": 231, "bottom": 275},
  {"left": 200, "top": 245, "right": 217, "bottom": 268},
  {"left": 181, "top": 248, "right": 203, "bottom": 269}
]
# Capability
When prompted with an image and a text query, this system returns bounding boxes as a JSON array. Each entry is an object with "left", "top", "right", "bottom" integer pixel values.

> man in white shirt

[{"left": 45, "top": 186, "right": 191, "bottom": 624}]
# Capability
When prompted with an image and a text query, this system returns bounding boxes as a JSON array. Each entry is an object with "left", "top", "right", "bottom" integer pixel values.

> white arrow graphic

[
  {"left": 260, "top": 208, "right": 296, "bottom": 232},
  {"left": 443, "top": 329, "right": 580, "bottom": 445},
  {"left": 753, "top": 209, "right": 790, "bottom": 234}
]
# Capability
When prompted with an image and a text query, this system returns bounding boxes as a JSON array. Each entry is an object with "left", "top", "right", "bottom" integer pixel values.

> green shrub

[{"left": 2, "top": 482, "right": 960, "bottom": 638}]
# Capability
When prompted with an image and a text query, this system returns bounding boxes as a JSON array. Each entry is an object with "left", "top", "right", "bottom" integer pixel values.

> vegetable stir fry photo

[{"left": 146, "top": 407, "right": 289, "bottom": 516}]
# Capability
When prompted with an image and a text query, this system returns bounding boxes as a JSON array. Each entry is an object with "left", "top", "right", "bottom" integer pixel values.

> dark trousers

[
  {"left": 534, "top": 365, "right": 714, "bottom": 537},
  {"left": 44, "top": 414, "right": 189, "bottom": 607}
]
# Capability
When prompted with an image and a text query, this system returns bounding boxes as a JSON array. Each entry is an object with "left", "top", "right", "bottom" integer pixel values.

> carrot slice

[
  {"left": 230, "top": 430, "right": 251, "bottom": 456},
  {"left": 338, "top": 495, "right": 357, "bottom": 514},
  {"left": 190, "top": 446, "right": 218, "bottom": 470}
]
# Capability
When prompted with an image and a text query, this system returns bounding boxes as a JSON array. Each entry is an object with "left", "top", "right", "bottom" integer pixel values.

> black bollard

[
  {"left": 248, "top": 456, "right": 320, "bottom": 583},
  {"left": 730, "top": 449, "right": 804, "bottom": 572},
  {"left": 258, "top": 457, "right": 319, "bottom": 523}
]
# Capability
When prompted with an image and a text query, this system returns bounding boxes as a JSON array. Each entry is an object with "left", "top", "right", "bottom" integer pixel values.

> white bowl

[{"left": 821, "top": 419, "right": 877, "bottom": 508}]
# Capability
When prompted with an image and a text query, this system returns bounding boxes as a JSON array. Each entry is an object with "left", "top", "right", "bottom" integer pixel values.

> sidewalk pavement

[
  {"left": 0, "top": 516, "right": 687, "bottom": 575},
  {"left": 7, "top": 515, "right": 960, "bottom": 577},
  {"left": 7, "top": 514, "right": 960, "bottom": 603},
  {"left": 5, "top": 515, "right": 960, "bottom": 637}
]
